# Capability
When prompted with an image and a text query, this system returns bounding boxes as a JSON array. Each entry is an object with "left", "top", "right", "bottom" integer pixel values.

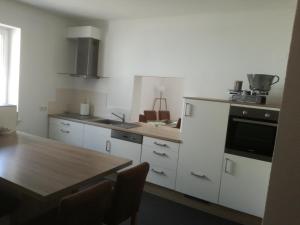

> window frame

[{"left": 0, "top": 26, "right": 10, "bottom": 105}]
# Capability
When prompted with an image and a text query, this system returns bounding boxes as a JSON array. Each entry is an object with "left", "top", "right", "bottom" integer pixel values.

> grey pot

[{"left": 247, "top": 74, "right": 280, "bottom": 92}]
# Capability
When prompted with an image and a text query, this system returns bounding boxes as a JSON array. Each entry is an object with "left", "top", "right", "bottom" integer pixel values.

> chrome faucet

[{"left": 112, "top": 113, "right": 125, "bottom": 123}]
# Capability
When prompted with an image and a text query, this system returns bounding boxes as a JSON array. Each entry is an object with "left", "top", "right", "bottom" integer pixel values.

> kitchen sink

[
  {"left": 96, "top": 119, "right": 122, "bottom": 125},
  {"left": 95, "top": 119, "right": 140, "bottom": 129}
]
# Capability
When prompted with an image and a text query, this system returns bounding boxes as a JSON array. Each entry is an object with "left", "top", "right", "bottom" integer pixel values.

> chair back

[
  {"left": 106, "top": 162, "right": 150, "bottom": 225},
  {"left": 144, "top": 111, "right": 157, "bottom": 121},
  {"left": 58, "top": 180, "right": 113, "bottom": 225},
  {"left": 176, "top": 118, "right": 181, "bottom": 129},
  {"left": 138, "top": 114, "right": 147, "bottom": 123},
  {"left": 158, "top": 110, "right": 170, "bottom": 120}
]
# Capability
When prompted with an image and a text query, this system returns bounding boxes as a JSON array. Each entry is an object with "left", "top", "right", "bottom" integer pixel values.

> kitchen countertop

[
  {"left": 49, "top": 113, "right": 182, "bottom": 143},
  {"left": 184, "top": 97, "right": 281, "bottom": 110}
]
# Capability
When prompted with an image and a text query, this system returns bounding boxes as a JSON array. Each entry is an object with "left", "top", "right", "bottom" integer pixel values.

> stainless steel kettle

[{"left": 247, "top": 74, "right": 280, "bottom": 92}]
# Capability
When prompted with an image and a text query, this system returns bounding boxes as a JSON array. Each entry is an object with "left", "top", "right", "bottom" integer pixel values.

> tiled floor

[{"left": 121, "top": 193, "right": 241, "bottom": 225}]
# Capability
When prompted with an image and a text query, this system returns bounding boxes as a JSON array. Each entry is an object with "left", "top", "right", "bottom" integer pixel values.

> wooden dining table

[{"left": 0, "top": 131, "right": 132, "bottom": 222}]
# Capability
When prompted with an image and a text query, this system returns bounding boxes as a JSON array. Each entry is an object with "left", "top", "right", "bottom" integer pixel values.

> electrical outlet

[{"left": 40, "top": 106, "right": 48, "bottom": 112}]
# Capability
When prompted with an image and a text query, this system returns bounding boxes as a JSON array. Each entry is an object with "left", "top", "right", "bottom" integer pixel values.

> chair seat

[
  {"left": 23, "top": 208, "right": 58, "bottom": 225},
  {"left": 0, "top": 193, "right": 19, "bottom": 217}
]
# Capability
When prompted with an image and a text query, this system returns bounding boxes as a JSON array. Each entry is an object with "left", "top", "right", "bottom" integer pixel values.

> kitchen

[{"left": 0, "top": 0, "right": 299, "bottom": 225}]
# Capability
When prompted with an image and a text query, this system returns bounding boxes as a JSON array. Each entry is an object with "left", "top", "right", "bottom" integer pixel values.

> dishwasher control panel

[{"left": 111, "top": 130, "right": 143, "bottom": 144}]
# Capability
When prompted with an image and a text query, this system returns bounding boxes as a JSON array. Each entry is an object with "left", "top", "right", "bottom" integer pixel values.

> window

[
  {"left": 0, "top": 24, "right": 20, "bottom": 107},
  {"left": 0, "top": 27, "right": 8, "bottom": 104}
]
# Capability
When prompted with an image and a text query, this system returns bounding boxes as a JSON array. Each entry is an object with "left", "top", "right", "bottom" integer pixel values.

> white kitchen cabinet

[
  {"left": 83, "top": 125, "right": 111, "bottom": 154},
  {"left": 141, "top": 137, "right": 180, "bottom": 189},
  {"left": 176, "top": 99, "right": 230, "bottom": 203},
  {"left": 110, "top": 138, "right": 142, "bottom": 168},
  {"left": 49, "top": 118, "right": 84, "bottom": 147},
  {"left": 219, "top": 153, "right": 271, "bottom": 217}
]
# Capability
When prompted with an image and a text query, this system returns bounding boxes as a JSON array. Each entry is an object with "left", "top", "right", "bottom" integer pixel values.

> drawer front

[
  {"left": 176, "top": 163, "right": 221, "bottom": 204},
  {"left": 147, "top": 164, "right": 176, "bottom": 190},
  {"left": 56, "top": 119, "right": 81, "bottom": 129},
  {"left": 141, "top": 146, "right": 178, "bottom": 171},
  {"left": 49, "top": 118, "right": 83, "bottom": 147},
  {"left": 143, "top": 137, "right": 179, "bottom": 152}
]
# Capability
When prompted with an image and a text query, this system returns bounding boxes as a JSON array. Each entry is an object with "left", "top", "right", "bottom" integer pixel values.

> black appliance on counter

[
  {"left": 229, "top": 74, "right": 280, "bottom": 104},
  {"left": 225, "top": 106, "right": 279, "bottom": 162}
]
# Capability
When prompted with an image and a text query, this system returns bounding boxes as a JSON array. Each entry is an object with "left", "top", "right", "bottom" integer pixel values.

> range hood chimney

[{"left": 67, "top": 26, "right": 102, "bottom": 79}]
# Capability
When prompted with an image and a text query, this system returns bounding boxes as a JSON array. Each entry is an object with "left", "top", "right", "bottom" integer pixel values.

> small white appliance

[{"left": 80, "top": 103, "right": 90, "bottom": 116}]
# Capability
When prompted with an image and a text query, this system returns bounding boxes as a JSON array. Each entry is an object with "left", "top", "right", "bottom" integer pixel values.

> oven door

[{"left": 225, "top": 117, "right": 278, "bottom": 162}]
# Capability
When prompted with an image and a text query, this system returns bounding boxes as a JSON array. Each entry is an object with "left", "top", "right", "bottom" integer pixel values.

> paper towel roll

[{"left": 80, "top": 103, "right": 90, "bottom": 116}]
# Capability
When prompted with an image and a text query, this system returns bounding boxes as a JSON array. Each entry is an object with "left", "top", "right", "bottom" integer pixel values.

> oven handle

[{"left": 232, "top": 118, "right": 278, "bottom": 127}]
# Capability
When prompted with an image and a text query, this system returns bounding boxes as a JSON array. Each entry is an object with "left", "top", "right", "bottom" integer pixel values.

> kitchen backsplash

[{"left": 48, "top": 88, "right": 108, "bottom": 116}]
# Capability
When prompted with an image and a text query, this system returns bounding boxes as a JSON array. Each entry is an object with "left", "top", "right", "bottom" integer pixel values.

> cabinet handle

[
  {"left": 60, "top": 129, "right": 70, "bottom": 134},
  {"left": 154, "top": 142, "right": 169, "bottom": 148},
  {"left": 190, "top": 171, "right": 207, "bottom": 179},
  {"left": 153, "top": 150, "right": 167, "bottom": 157},
  {"left": 225, "top": 158, "right": 234, "bottom": 174},
  {"left": 151, "top": 168, "right": 166, "bottom": 176},
  {"left": 61, "top": 122, "right": 70, "bottom": 126},
  {"left": 184, "top": 103, "right": 193, "bottom": 117},
  {"left": 106, "top": 140, "right": 111, "bottom": 153}
]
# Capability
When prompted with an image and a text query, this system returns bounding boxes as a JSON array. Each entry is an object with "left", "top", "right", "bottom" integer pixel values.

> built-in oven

[{"left": 225, "top": 105, "right": 279, "bottom": 162}]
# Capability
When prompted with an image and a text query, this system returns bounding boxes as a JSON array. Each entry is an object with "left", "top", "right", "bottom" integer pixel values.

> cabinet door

[
  {"left": 176, "top": 100, "right": 230, "bottom": 203},
  {"left": 110, "top": 138, "right": 141, "bottom": 168},
  {"left": 219, "top": 154, "right": 271, "bottom": 217},
  {"left": 49, "top": 118, "right": 60, "bottom": 140},
  {"left": 83, "top": 125, "right": 111, "bottom": 154}
]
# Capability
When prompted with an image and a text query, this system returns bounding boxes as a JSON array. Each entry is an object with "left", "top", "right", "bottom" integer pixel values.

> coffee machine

[{"left": 229, "top": 74, "right": 280, "bottom": 104}]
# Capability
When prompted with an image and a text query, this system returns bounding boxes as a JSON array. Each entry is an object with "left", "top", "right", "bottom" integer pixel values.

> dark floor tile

[{"left": 120, "top": 193, "right": 241, "bottom": 225}]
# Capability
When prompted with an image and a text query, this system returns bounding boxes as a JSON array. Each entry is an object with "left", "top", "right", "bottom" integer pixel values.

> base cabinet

[
  {"left": 176, "top": 100, "right": 230, "bottom": 203},
  {"left": 49, "top": 118, "right": 84, "bottom": 147},
  {"left": 83, "top": 125, "right": 111, "bottom": 154},
  {"left": 110, "top": 138, "right": 142, "bottom": 168},
  {"left": 219, "top": 154, "right": 272, "bottom": 218},
  {"left": 141, "top": 137, "right": 180, "bottom": 190}
]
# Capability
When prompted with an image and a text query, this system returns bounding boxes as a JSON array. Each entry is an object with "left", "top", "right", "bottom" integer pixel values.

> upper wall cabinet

[{"left": 176, "top": 99, "right": 230, "bottom": 204}]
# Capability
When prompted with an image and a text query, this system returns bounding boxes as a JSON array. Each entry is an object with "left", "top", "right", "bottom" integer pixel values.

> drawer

[
  {"left": 49, "top": 118, "right": 83, "bottom": 147},
  {"left": 176, "top": 164, "right": 221, "bottom": 204},
  {"left": 141, "top": 146, "right": 178, "bottom": 171},
  {"left": 143, "top": 137, "right": 179, "bottom": 152},
  {"left": 51, "top": 118, "right": 81, "bottom": 129},
  {"left": 147, "top": 164, "right": 176, "bottom": 190}
]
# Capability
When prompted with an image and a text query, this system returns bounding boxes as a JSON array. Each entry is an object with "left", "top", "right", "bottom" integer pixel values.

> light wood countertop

[
  {"left": 184, "top": 97, "right": 281, "bottom": 110},
  {"left": 0, "top": 132, "right": 131, "bottom": 199},
  {"left": 49, "top": 114, "right": 182, "bottom": 143}
]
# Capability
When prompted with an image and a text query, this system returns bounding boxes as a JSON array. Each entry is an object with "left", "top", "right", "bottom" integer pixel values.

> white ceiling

[{"left": 17, "top": 0, "right": 296, "bottom": 20}]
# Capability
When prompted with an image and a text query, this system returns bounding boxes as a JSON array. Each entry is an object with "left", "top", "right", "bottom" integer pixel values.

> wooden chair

[
  {"left": 143, "top": 110, "right": 157, "bottom": 121},
  {"left": 24, "top": 180, "right": 113, "bottom": 225},
  {"left": 138, "top": 114, "right": 147, "bottom": 123},
  {"left": 0, "top": 192, "right": 19, "bottom": 221},
  {"left": 175, "top": 118, "right": 181, "bottom": 129},
  {"left": 158, "top": 110, "right": 170, "bottom": 120},
  {"left": 104, "top": 162, "right": 150, "bottom": 225}
]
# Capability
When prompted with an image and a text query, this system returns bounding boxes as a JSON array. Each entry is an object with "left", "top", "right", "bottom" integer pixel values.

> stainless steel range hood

[
  {"left": 74, "top": 38, "right": 100, "bottom": 79},
  {"left": 61, "top": 26, "right": 102, "bottom": 79}
]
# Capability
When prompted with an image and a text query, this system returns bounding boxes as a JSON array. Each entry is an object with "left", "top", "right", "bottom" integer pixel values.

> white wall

[
  {"left": 0, "top": 0, "right": 296, "bottom": 136},
  {"left": 75, "top": 5, "right": 296, "bottom": 114},
  {"left": 263, "top": 2, "right": 300, "bottom": 224},
  {"left": 0, "top": 0, "right": 75, "bottom": 136}
]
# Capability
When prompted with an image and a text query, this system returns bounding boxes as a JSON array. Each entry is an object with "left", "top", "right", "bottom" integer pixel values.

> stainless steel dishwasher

[{"left": 110, "top": 130, "right": 143, "bottom": 168}]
